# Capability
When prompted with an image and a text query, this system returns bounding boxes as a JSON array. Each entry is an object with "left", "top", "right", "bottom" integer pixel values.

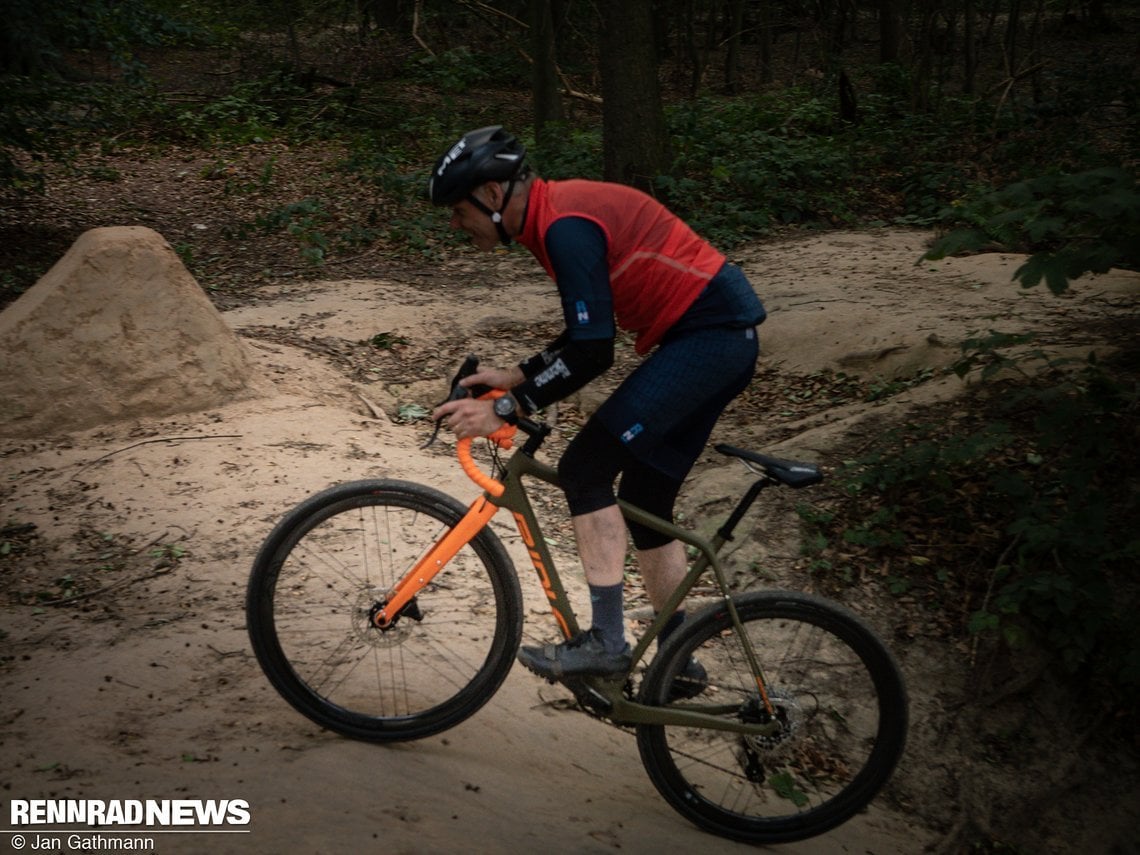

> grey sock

[{"left": 588, "top": 582, "right": 627, "bottom": 653}]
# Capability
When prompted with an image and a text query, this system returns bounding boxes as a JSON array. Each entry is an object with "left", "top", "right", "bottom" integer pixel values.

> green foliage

[
  {"left": 340, "top": 141, "right": 462, "bottom": 258},
  {"left": 251, "top": 195, "right": 380, "bottom": 264},
  {"left": 803, "top": 337, "right": 1139, "bottom": 710},
  {"left": 0, "top": 77, "right": 64, "bottom": 193},
  {"left": 644, "top": 81, "right": 1109, "bottom": 245},
  {"left": 925, "top": 167, "right": 1140, "bottom": 293},
  {"left": 365, "top": 332, "right": 409, "bottom": 350},
  {"left": 254, "top": 198, "right": 330, "bottom": 264},
  {"left": 768, "top": 771, "right": 809, "bottom": 807},
  {"left": 149, "top": 542, "right": 187, "bottom": 562},
  {"left": 2, "top": 0, "right": 198, "bottom": 75},
  {"left": 176, "top": 93, "right": 280, "bottom": 145},
  {"left": 0, "top": 0, "right": 203, "bottom": 190},
  {"left": 951, "top": 331, "right": 1047, "bottom": 381},
  {"left": 893, "top": 160, "right": 984, "bottom": 225},
  {"left": 866, "top": 368, "right": 936, "bottom": 401},
  {"left": 656, "top": 94, "right": 862, "bottom": 246},
  {"left": 531, "top": 123, "right": 603, "bottom": 180},
  {"left": 406, "top": 47, "right": 493, "bottom": 96}
]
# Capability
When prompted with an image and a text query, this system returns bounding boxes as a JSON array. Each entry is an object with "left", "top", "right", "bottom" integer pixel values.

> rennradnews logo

[{"left": 10, "top": 799, "right": 250, "bottom": 827}]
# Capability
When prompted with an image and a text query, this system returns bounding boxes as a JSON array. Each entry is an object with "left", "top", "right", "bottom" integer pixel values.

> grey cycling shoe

[{"left": 518, "top": 628, "right": 632, "bottom": 680}]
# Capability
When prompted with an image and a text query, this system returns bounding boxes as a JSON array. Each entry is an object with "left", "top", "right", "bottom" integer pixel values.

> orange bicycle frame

[{"left": 372, "top": 426, "right": 580, "bottom": 641}]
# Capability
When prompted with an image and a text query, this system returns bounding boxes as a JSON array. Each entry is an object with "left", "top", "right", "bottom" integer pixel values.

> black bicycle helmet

[{"left": 428, "top": 125, "right": 527, "bottom": 207}]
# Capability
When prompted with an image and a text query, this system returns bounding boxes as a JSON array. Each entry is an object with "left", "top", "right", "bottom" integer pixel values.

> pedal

[{"left": 562, "top": 675, "right": 621, "bottom": 715}]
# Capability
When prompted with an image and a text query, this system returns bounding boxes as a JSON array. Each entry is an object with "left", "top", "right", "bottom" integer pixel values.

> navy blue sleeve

[
  {"left": 512, "top": 217, "right": 615, "bottom": 412},
  {"left": 546, "top": 217, "right": 616, "bottom": 341}
]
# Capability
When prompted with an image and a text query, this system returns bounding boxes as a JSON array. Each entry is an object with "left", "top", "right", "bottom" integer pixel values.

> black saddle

[{"left": 714, "top": 444, "right": 823, "bottom": 489}]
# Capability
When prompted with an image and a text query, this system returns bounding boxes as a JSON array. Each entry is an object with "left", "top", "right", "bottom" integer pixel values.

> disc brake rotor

[{"left": 742, "top": 687, "right": 802, "bottom": 752}]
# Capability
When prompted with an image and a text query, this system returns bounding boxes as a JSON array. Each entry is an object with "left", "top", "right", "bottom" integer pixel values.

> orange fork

[{"left": 372, "top": 427, "right": 516, "bottom": 629}]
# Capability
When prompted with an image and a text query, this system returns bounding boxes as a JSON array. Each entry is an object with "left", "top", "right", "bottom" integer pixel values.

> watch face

[{"left": 494, "top": 396, "right": 515, "bottom": 417}]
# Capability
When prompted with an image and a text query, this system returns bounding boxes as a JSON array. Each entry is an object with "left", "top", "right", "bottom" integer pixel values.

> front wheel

[
  {"left": 246, "top": 479, "right": 522, "bottom": 742},
  {"left": 636, "top": 591, "right": 907, "bottom": 844}
]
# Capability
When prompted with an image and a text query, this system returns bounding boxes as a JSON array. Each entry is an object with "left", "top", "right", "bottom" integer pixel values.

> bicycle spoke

[
  {"left": 637, "top": 592, "right": 906, "bottom": 843},
  {"left": 248, "top": 481, "right": 522, "bottom": 740}
]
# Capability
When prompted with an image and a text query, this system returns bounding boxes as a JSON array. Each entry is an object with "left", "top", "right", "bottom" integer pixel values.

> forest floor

[{"left": 2, "top": 133, "right": 1139, "bottom": 853}]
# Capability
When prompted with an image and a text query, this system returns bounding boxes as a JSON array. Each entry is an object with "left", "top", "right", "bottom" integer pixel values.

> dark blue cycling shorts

[{"left": 592, "top": 322, "right": 759, "bottom": 482}]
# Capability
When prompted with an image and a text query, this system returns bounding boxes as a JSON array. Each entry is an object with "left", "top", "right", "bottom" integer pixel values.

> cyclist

[{"left": 430, "top": 126, "right": 765, "bottom": 683}]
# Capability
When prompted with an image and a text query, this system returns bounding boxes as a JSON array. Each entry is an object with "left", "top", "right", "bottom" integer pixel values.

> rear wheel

[
  {"left": 636, "top": 591, "right": 907, "bottom": 843},
  {"left": 246, "top": 479, "right": 522, "bottom": 742}
]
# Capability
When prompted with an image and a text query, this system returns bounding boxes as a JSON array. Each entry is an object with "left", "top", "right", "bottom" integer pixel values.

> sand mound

[{"left": 0, "top": 226, "right": 255, "bottom": 437}]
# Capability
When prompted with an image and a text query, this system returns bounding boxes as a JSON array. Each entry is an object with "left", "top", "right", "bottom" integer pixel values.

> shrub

[
  {"left": 802, "top": 337, "right": 1139, "bottom": 711},
  {"left": 925, "top": 167, "right": 1140, "bottom": 293}
]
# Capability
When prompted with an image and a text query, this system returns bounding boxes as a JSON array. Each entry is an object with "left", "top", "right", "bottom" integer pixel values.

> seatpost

[{"left": 715, "top": 479, "right": 772, "bottom": 542}]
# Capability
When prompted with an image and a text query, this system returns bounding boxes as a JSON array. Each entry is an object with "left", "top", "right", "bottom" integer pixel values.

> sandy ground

[{"left": 2, "top": 228, "right": 1138, "bottom": 854}]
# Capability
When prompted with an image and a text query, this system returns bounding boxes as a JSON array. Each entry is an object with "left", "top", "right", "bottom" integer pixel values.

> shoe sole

[{"left": 517, "top": 647, "right": 630, "bottom": 681}]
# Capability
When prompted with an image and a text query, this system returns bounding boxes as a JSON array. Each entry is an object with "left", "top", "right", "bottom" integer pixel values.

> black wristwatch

[{"left": 493, "top": 394, "right": 519, "bottom": 425}]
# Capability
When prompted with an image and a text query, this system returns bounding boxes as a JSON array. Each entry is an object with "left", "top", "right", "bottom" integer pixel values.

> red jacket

[{"left": 518, "top": 178, "right": 725, "bottom": 354}]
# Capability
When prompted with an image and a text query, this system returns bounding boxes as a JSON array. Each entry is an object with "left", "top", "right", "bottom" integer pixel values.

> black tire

[
  {"left": 246, "top": 479, "right": 522, "bottom": 742},
  {"left": 636, "top": 591, "right": 907, "bottom": 843}
]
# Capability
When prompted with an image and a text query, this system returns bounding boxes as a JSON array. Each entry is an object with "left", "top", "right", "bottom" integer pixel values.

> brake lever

[{"left": 422, "top": 354, "right": 493, "bottom": 449}]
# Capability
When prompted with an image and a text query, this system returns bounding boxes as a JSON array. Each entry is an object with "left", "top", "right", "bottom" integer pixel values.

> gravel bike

[{"left": 246, "top": 357, "right": 908, "bottom": 844}]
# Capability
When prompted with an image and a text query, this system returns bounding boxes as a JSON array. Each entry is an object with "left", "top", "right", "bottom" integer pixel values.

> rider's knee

[{"left": 559, "top": 420, "right": 623, "bottom": 516}]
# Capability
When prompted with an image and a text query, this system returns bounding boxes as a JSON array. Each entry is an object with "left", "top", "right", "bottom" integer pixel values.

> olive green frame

[{"left": 472, "top": 443, "right": 779, "bottom": 737}]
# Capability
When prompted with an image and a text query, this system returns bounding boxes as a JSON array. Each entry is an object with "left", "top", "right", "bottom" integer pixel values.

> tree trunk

[
  {"left": 879, "top": 0, "right": 903, "bottom": 64},
  {"left": 377, "top": 0, "right": 402, "bottom": 29},
  {"left": 723, "top": 0, "right": 746, "bottom": 94},
  {"left": 912, "top": 3, "right": 938, "bottom": 111},
  {"left": 530, "top": 0, "right": 564, "bottom": 144},
  {"left": 1005, "top": 0, "right": 1022, "bottom": 76},
  {"left": 652, "top": 0, "right": 671, "bottom": 61},
  {"left": 757, "top": 0, "right": 774, "bottom": 84},
  {"left": 599, "top": 0, "right": 671, "bottom": 192},
  {"left": 684, "top": 0, "right": 703, "bottom": 96},
  {"left": 822, "top": 0, "right": 854, "bottom": 56},
  {"left": 358, "top": 0, "right": 402, "bottom": 37},
  {"left": 963, "top": 0, "right": 978, "bottom": 94},
  {"left": 1029, "top": 0, "right": 1045, "bottom": 102}
]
